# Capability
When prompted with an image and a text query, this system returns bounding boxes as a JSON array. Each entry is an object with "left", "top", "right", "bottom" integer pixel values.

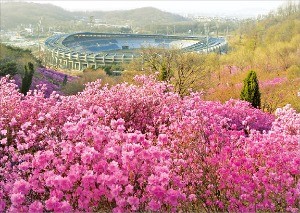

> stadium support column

[
  {"left": 51, "top": 50, "right": 55, "bottom": 66},
  {"left": 50, "top": 51, "right": 53, "bottom": 66},
  {"left": 70, "top": 60, "right": 74, "bottom": 70},
  {"left": 94, "top": 55, "right": 97, "bottom": 69},
  {"left": 56, "top": 51, "right": 60, "bottom": 64},
  {"left": 103, "top": 54, "right": 106, "bottom": 66},
  {"left": 58, "top": 59, "right": 62, "bottom": 68}
]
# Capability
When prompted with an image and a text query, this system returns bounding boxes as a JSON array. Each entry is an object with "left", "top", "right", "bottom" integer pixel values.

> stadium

[{"left": 43, "top": 32, "right": 227, "bottom": 71}]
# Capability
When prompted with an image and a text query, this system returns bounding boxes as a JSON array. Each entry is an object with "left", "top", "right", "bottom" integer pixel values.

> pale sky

[{"left": 28, "top": 1, "right": 289, "bottom": 18}]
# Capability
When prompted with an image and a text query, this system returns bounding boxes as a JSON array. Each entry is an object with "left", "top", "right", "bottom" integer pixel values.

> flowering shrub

[
  {"left": 260, "top": 77, "right": 287, "bottom": 88},
  {"left": 36, "top": 68, "right": 75, "bottom": 83},
  {"left": 12, "top": 68, "right": 76, "bottom": 97},
  {"left": 0, "top": 75, "right": 299, "bottom": 212}
]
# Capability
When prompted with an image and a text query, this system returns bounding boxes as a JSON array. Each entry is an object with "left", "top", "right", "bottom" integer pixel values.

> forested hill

[
  {"left": 0, "top": 2, "right": 75, "bottom": 29},
  {"left": 1, "top": 2, "right": 187, "bottom": 30},
  {"left": 225, "top": 2, "right": 300, "bottom": 72},
  {"left": 226, "top": 1, "right": 300, "bottom": 72},
  {"left": 237, "top": 2, "right": 300, "bottom": 47}
]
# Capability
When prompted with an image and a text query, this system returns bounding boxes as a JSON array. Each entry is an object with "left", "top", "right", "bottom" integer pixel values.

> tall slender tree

[
  {"left": 62, "top": 75, "right": 68, "bottom": 86},
  {"left": 21, "top": 62, "right": 34, "bottom": 95},
  {"left": 240, "top": 70, "right": 261, "bottom": 108}
]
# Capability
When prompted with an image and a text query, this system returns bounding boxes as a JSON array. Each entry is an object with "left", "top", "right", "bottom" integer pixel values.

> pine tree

[
  {"left": 62, "top": 75, "right": 68, "bottom": 86},
  {"left": 240, "top": 70, "right": 261, "bottom": 108},
  {"left": 21, "top": 62, "right": 34, "bottom": 95}
]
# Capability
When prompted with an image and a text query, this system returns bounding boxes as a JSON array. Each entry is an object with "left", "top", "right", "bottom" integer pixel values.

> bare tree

[{"left": 137, "top": 47, "right": 210, "bottom": 96}]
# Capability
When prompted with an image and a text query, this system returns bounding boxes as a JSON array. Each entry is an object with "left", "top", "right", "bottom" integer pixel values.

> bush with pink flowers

[{"left": 0, "top": 75, "right": 299, "bottom": 212}]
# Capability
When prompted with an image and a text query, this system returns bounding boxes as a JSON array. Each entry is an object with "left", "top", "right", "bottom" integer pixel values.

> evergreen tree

[
  {"left": 240, "top": 70, "right": 261, "bottom": 108},
  {"left": 158, "top": 62, "right": 172, "bottom": 82},
  {"left": 21, "top": 62, "right": 34, "bottom": 95},
  {"left": 159, "top": 65, "right": 168, "bottom": 81},
  {"left": 62, "top": 75, "right": 68, "bottom": 86}
]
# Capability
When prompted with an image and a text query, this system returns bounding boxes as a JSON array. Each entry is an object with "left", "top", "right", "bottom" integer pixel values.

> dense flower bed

[{"left": 0, "top": 75, "right": 299, "bottom": 212}]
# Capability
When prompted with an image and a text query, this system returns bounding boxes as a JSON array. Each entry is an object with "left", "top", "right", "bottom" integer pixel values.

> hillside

[
  {"left": 0, "top": 44, "right": 38, "bottom": 73},
  {"left": 204, "top": 2, "right": 300, "bottom": 112},
  {"left": 0, "top": 44, "right": 77, "bottom": 97},
  {"left": 0, "top": 2, "right": 75, "bottom": 29}
]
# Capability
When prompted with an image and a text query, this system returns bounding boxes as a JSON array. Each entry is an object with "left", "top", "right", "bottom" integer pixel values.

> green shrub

[{"left": 0, "top": 61, "right": 18, "bottom": 77}]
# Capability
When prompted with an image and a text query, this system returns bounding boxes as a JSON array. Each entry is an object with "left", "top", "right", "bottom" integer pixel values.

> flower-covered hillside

[
  {"left": 12, "top": 68, "right": 76, "bottom": 97},
  {"left": 0, "top": 76, "right": 299, "bottom": 212}
]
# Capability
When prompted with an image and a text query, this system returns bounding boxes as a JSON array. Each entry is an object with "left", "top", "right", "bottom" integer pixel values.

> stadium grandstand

[{"left": 43, "top": 32, "right": 227, "bottom": 71}]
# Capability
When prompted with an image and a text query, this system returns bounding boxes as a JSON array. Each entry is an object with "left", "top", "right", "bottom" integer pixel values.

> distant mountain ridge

[
  {"left": 74, "top": 7, "right": 188, "bottom": 25},
  {"left": 1, "top": 2, "right": 188, "bottom": 30}
]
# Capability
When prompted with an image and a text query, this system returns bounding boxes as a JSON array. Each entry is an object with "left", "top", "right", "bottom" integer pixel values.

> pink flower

[
  {"left": 148, "top": 200, "right": 161, "bottom": 211},
  {"left": 13, "top": 179, "right": 31, "bottom": 195},
  {"left": 125, "top": 184, "right": 133, "bottom": 194},
  {"left": 0, "top": 199, "right": 6, "bottom": 212},
  {"left": 188, "top": 194, "right": 197, "bottom": 201},
  {"left": 149, "top": 185, "right": 165, "bottom": 199},
  {"left": 0, "top": 138, "right": 7, "bottom": 145},
  {"left": 10, "top": 193, "right": 25, "bottom": 206},
  {"left": 45, "top": 196, "right": 60, "bottom": 211},
  {"left": 58, "top": 201, "right": 72, "bottom": 212},
  {"left": 165, "top": 189, "right": 180, "bottom": 206},
  {"left": 127, "top": 196, "right": 140, "bottom": 210},
  {"left": 29, "top": 201, "right": 44, "bottom": 213},
  {"left": 0, "top": 130, "right": 7, "bottom": 135},
  {"left": 108, "top": 161, "right": 119, "bottom": 173},
  {"left": 110, "top": 184, "right": 122, "bottom": 198},
  {"left": 158, "top": 134, "right": 168, "bottom": 146}
]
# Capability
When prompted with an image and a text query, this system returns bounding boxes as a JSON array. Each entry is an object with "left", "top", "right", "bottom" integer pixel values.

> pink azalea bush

[
  {"left": 260, "top": 77, "right": 287, "bottom": 88},
  {"left": 0, "top": 75, "right": 299, "bottom": 212}
]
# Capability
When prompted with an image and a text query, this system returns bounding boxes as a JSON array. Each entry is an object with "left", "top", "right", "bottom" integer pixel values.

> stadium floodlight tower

[
  {"left": 37, "top": 17, "right": 43, "bottom": 61},
  {"left": 204, "top": 23, "right": 209, "bottom": 53}
]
